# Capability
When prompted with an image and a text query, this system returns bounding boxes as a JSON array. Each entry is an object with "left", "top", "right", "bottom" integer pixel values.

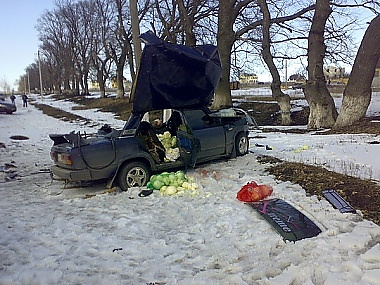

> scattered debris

[
  {"left": 294, "top": 145, "right": 310, "bottom": 153},
  {"left": 83, "top": 187, "right": 119, "bottom": 199},
  {"left": 322, "top": 189, "right": 356, "bottom": 213},
  {"left": 1, "top": 163, "right": 18, "bottom": 181},
  {"left": 3, "top": 163, "right": 17, "bottom": 170}
]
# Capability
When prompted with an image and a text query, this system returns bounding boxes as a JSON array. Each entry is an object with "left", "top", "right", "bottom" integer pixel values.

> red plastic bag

[{"left": 237, "top": 181, "right": 273, "bottom": 202}]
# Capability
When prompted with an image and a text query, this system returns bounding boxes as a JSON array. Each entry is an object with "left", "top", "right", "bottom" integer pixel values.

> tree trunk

[
  {"left": 83, "top": 73, "right": 89, "bottom": 95},
  {"left": 75, "top": 77, "right": 80, "bottom": 96},
  {"left": 64, "top": 79, "right": 71, "bottom": 92},
  {"left": 271, "top": 84, "right": 292, "bottom": 125},
  {"left": 212, "top": 0, "right": 234, "bottom": 109},
  {"left": 334, "top": 15, "right": 380, "bottom": 128},
  {"left": 259, "top": 0, "right": 292, "bottom": 125},
  {"left": 99, "top": 85, "right": 106, "bottom": 98},
  {"left": 178, "top": 0, "right": 196, "bottom": 46},
  {"left": 97, "top": 71, "right": 106, "bottom": 98},
  {"left": 126, "top": 41, "right": 136, "bottom": 101},
  {"left": 116, "top": 65, "right": 125, "bottom": 98},
  {"left": 304, "top": 0, "right": 337, "bottom": 129},
  {"left": 130, "top": 0, "right": 142, "bottom": 67},
  {"left": 115, "top": 0, "right": 128, "bottom": 99},
  {"left": 213, "top": 40, "right": 233, "bottom": 109}
]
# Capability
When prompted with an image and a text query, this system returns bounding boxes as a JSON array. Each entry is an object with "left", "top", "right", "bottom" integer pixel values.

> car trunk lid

[{"left": 131, "top": 31, "right": 222, "bottom": 114}]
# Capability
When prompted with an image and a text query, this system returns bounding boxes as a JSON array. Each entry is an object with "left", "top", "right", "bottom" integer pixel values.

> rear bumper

[{"left": 51, "top": 165, "right": 92, "bottom": 181}]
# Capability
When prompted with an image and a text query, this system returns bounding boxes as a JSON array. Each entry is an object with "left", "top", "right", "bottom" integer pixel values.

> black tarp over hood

[{"left": 131, "top": 31, "right": 222, "bottom": 114}]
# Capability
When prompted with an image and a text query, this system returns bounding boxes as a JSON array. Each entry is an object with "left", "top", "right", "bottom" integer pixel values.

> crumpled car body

[{"left": 49, "top": 32, "right": 252, "bottom": 190}]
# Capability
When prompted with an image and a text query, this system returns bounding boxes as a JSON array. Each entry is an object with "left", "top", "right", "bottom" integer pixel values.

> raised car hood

[{"left": 131, "top": 31, "right": 222, "bottom": 114}]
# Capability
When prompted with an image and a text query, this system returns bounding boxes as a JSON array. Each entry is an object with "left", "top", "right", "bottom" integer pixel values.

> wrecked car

[
  {"left": 0, "top": 101, "right": 17, "bottom": 114},
  {"left": 49, "top": 31, "right": 252, "bottom": 190}
]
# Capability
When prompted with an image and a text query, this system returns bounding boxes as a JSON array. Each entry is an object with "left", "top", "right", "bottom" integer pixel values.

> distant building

[
  {"left": 239, "top": 73, "right": 258, "bottom": 84},
  {"left": 89, "top": 77, "right": 130, "bottom": 90},
  {"left": 324, "top": 66, "right": 346, "bottom": 84},
  {"left": 90, "top": 81, "right": 100, "bottom": 90}
]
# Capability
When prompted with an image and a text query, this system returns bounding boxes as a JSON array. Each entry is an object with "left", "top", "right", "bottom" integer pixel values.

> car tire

[
  {"left": 235, "top": 132, "right": 249, "bottom": 156},
  {"left": 117, "top": 161, "right": 151, "bottom": 191}
]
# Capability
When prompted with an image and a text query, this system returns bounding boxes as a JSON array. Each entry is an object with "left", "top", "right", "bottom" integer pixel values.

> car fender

[{"left": 230, "top": 129, "right": 249, "bottom": 158}]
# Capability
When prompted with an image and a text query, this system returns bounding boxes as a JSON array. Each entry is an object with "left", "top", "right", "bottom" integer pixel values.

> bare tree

[
  {"left": 108, "top": 0, "right": 133, "bottom": 98},
  {"left": 334, "top": 15, "right": 380, "bottom": 128},
  {"left": 259, "top": 0, "right": 291, "bottom": 125},
  {"left": 37, "top": 8, "right": 75, "bottom": 93},
  {"left": 37, "top": 0, "right": 147, "bottom": 98},
  {"left": 91, "top": 0, "right": 115, "bottom": 98},
  {"left": 150, "top": 0, "right": 211, "bottom": 44},
  {"left": 130, "top": 0, "right": 142, "bottom": 65},
  {"left": 213, "top": 0, "right": 251, "bottom": 109},
  {"left": 128, "top": 0, "right": 142, "bottom": 102},
  {"left": 58, "top": 1, "right": 81, "bottom": 95},
  {"left": 0, "top": 77, "right": 11, "bottom": 94},
  {"left": 177, "top": 0, "right": 199, "bottom": 45},
  {"left": 29, "top": 0, "right": 380, "bottom": 129},
  {"left": 59, "top": 0, "right": 98, "bottom": 95},
  {"left": 22, "top": 63, "right": 40, "bottom": 92},
  {"left": 153, "top": 0, "right": 181, "bottom": 43},
  {"left": 213, "top": 0, "right": 315, "bottom": 111},
  {"left": 303, "top": 0, "right": 338, "bottom": 129}
]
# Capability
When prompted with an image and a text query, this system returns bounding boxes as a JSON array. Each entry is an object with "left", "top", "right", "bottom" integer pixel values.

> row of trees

[
  {"left": 16, "top": 0, "right": 379, "bottom": 129},
  {"left": 1, "top": 77, "right": 12, "bottom": 94}
]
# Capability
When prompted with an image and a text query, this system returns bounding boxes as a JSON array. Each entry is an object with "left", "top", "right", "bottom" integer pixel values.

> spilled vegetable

[
  {"left": 146, "top": 170, "right": 199, "bottom": 196},
  {"left": 157, "top": 131, "right": 180, "bottom": 162}
]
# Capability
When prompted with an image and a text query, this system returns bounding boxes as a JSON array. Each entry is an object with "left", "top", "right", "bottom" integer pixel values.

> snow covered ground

[{"left": 0, "top": 92, "right": 379, "bottom": 285}]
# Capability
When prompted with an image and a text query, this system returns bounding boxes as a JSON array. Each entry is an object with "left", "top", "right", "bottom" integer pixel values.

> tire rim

[{"left": 126, "top": 166, "right": 147, "bottom": 187}]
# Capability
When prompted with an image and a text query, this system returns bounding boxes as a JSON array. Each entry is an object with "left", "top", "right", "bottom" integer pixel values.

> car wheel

[
  {"left": 117, "top": 161, "right": 151, "bottom": 191},
  {"left": 235, "top": 132, "right": 249, "bottom": 156}
]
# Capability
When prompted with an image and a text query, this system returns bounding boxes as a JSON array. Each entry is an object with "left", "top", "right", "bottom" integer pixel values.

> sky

[{"left": 0, "top": 0, "right": 55, "bottom": 90}]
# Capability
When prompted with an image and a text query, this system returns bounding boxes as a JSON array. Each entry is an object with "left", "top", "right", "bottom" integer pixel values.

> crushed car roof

[{"left": 131, "top": 31, "right": 221, "bottom": 114}]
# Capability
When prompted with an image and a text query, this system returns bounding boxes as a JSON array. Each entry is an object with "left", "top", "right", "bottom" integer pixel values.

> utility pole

[
  {"left": 24, "top": 76, "right": 27, "bottom": 95},
  {"left": 27, "top": 72, "right": 31, "bottom": 94},
  {"left": 38, "top": 50, "right": 43, "bottom": 96}
]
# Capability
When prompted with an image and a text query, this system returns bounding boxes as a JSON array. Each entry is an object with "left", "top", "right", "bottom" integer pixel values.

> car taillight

[{"left": 57, "top": 153, "right": 72, "bottom": 165}]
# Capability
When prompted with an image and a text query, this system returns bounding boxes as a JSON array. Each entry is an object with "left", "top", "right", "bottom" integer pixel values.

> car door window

[
  {"left": 183, "top": 109, "right": 226, "bottom": 158},
  {"left": 183, "top": 109, "right": 211, "bottom": 130}
]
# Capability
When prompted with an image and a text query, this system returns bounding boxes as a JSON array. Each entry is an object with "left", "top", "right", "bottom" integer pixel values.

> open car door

[
  {"left": 175, "top": 112, "right": 200, "bottom": 167},
  {"left": 176, "top": 129, "right": 200, "bottom": 167}
]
